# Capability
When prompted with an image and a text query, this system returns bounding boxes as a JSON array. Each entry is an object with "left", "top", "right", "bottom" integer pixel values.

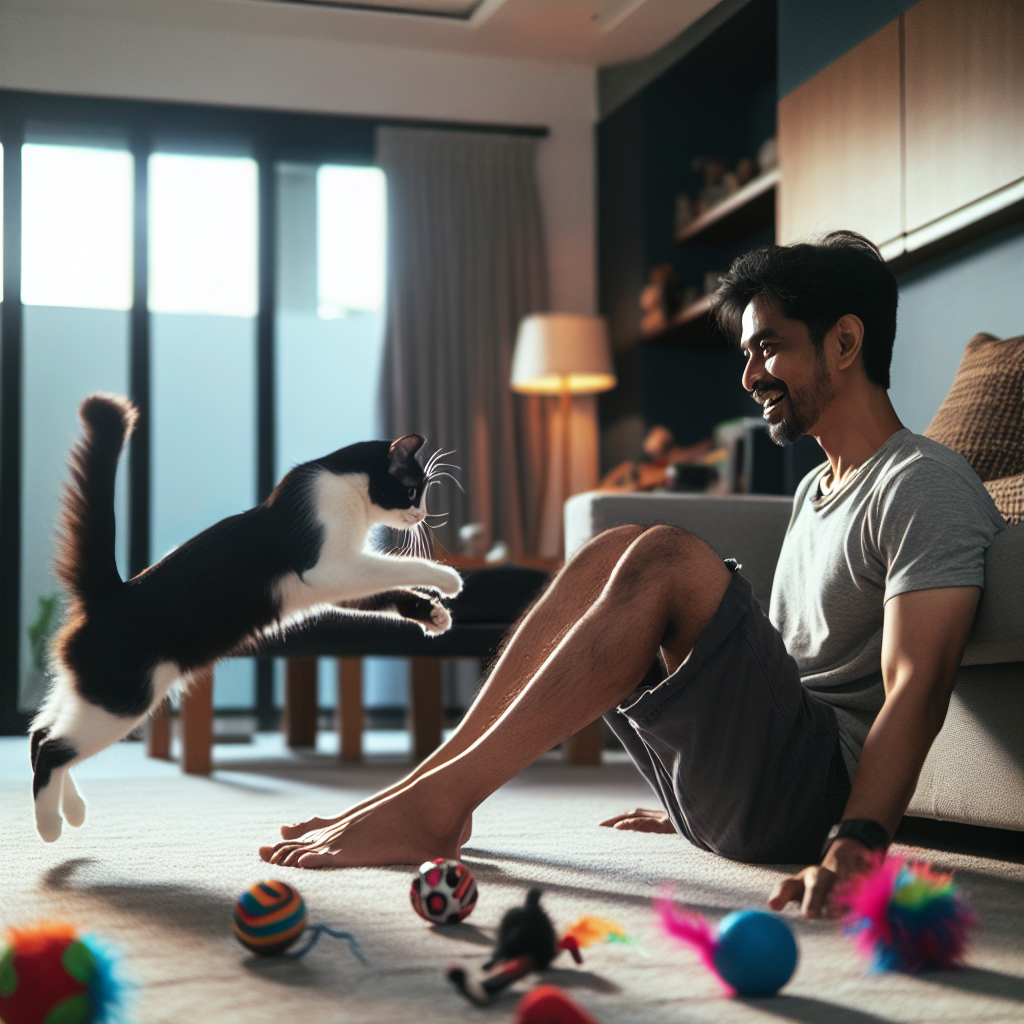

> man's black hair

[{"left": 710, "top": 230, "right": 899, "bottom": 388}]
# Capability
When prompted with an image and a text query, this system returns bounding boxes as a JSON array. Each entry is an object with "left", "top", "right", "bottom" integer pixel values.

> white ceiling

[{"left": 10, "top": 0, "right": 722, "bottom": 68}]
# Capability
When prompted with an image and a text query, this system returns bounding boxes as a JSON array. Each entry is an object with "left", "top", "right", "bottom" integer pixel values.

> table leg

[
  {"left": 337, "top": 657, "right": 363, "bottom": 762},
  {"left": 563, "top": 719, "right": 603, "bottom": 766},
  {"left": 409, "top": 658, "right": 442, "bottom": 763},
  {"left": 285, "top": 657, "right": 319, "bottom": 748},
  {"left": 181, "top": 666, "right": 214, "bottom": 775}
]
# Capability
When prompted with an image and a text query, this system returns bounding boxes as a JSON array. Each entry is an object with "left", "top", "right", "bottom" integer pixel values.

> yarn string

[{"left": 280, "top": 925, "right": 370, "bottom": 964}]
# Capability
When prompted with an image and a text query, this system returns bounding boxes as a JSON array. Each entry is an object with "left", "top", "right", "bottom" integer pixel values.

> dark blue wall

[{"left": 777, "top": 0, "right": 917, "bottom": 97}]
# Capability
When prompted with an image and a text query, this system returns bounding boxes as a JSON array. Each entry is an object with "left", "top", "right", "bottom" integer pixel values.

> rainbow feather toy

[{"left": 838, "top": 855, "right": 976, "bottom": 973}]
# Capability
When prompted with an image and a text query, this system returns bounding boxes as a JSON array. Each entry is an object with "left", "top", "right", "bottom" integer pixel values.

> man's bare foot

[
  {"left": 259, "top": 786, "right": 465, "bottom": 869},
  {"left": 599, "top": 807, "right": 676, "bottom": 834}
]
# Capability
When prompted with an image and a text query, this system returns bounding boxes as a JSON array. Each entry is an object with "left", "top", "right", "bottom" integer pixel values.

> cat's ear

[{"left": 389, "top": 434, "right": 425, "bottom": 464}]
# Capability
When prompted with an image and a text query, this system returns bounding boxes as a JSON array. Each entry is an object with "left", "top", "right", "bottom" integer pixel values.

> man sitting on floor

[{"left": 260, "top": 231, "right": 1004, "bottom": 918}]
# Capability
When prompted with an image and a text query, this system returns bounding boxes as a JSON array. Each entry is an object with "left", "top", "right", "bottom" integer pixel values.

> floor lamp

[
  {"left": 511, "top": 314, "right": 617, "bottom": 549},
  {"left": 511, "top": 314, "right": 617, "bottom": 764}
]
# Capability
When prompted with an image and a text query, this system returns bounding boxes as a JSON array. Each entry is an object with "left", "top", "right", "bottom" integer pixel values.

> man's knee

[
  {"left": 570, "top": 523, "right": 646, "bottom": 564},
  {"left": 614, "top": 524, "right": 724, "bottom": 590}
]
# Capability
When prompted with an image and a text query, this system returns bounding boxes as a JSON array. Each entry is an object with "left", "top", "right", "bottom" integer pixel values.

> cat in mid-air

[{"left": 30, "top": 393, "right": 463, "bottom": 842}]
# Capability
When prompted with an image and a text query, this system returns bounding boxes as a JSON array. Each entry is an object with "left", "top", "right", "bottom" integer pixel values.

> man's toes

[
  {"left": 259, "top": 844, "right": 280, "bottom": 862},
  {"left": 296, "top": 852, "right": 338, "bottom": 870}
]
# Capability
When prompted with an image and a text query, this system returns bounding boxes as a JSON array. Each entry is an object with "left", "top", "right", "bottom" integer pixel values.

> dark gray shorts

[{"left": 604, "top": 567, "right": 850, "bottom": 864}]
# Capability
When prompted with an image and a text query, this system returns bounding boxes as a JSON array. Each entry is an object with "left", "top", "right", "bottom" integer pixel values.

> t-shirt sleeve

[{"left": 870, "top": 456, "right": 1004, "bottom": 602}]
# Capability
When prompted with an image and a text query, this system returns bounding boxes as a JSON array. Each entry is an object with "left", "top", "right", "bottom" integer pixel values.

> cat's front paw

[
  {"left": 421, "top": 603, "right": 452, "bottom": 636},
  {"left": 433, "top": 564, "right": 464, "bottom": 597}
]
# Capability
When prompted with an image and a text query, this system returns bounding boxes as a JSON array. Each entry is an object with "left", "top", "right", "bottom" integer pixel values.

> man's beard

[{"left": 766, "top": 357, "right": 834, "bottom": 446}]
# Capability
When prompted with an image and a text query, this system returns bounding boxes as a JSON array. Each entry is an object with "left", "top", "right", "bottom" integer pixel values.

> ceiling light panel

[{"left": 272, "top": 0, "right": 484, "bottom": 18}]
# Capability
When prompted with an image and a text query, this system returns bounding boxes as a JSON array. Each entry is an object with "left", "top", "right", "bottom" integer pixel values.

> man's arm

[{"left": 769, "top": 585, "right": 981, "bottom": 918}]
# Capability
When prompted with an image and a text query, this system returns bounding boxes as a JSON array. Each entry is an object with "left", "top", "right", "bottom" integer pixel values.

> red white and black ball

[{"left": 410, "top": 858, "right": 478, "bottom": 924}]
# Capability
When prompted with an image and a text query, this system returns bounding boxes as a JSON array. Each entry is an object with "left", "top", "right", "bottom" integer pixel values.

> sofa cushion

[
  {"left": 962, "top": 523, "right": 1024, "bottom": 666},
  {"left": 985, "top": 474, "right": 1023, "bottom": 527},
  {"left": 924, "top": 333, "right": 1024, "bottom": 486}
]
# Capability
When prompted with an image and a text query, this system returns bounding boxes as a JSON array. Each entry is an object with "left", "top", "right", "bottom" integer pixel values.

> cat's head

[{"left": 368, "top": 434, "right": 428, "bottom": 529}]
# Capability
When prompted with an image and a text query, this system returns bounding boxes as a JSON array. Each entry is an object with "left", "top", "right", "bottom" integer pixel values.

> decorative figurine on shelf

[{"left": 639, "top": 263, "right": 683, "bottom": 337}]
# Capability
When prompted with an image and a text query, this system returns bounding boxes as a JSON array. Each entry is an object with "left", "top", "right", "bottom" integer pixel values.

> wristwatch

[{"left": 821, "top": 819, "right": 890, "bottom": 859}]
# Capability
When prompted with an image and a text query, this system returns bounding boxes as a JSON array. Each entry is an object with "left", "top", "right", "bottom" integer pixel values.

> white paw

[
  {"left": 36, "top": 810, "right": 63, "bottom": 843},
  {"left": 422, "top": 604, "right": 452, "bottom": 636},
  {"left": 62, "top": 786, "right": 86, "bottom": 828},
  {"left": 435, "top": 565, "right": 464, "bottom": 597}
]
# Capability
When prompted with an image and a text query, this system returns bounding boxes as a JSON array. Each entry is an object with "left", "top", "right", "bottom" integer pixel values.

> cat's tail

[{"left": 56, "top": 393, "right": 138, "bottom": 600}]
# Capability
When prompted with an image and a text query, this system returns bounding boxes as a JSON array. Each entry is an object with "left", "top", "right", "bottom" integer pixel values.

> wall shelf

[
  {"left": 676, "top": 168, "right": 780, "bottom": 246},
  {"left": 638, "top": 293, "right": 730, "bottom": 348}
]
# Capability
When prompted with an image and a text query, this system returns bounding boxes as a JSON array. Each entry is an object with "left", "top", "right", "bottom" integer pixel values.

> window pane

[
  {"left": 150, "top": 152, "right": 259, "bottom": 711},
  {"left": 316, "top": 166, "right": 386, "bottom": 319},
  {"left": 21, "top": 144, "right": 133, "bottom": 310},
  {"left": 148, "top": 153, "right": 258, "bottom": 316}
]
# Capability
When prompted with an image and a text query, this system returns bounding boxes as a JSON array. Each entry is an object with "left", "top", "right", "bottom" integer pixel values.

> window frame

[{"left": 0, "top": 88, "right": 545, "bottom": 734}]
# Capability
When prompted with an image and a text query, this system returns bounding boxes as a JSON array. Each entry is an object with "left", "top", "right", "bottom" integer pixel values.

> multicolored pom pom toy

[
  {"left": 656, "top": 901, "right": 798, "bottom": 997},
  {"left": 0, "top": 921, "right": 128, "bottom": 1024},
  {"left": 410, "top": 858, "right": 478, "bottom": 925},
  {"left": 837, "top": 855, "right": 975, "bottom": 973},
  {"left": 232, "top": 880, "right": 368, "bottom": 963}
]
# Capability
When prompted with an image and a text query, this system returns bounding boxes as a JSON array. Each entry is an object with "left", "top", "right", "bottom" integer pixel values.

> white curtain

[{"left": 378, "top": 127, "right": 552, "bottom": 557}]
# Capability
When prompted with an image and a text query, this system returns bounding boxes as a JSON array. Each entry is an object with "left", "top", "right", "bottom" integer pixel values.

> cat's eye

[{"left": 408, "top": 487, "right": 417, "bottom": 500}]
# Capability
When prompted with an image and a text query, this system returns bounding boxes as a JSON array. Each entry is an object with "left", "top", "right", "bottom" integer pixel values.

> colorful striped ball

[{"left": 233, "top": 881, "right": 308, "bottom": 956}]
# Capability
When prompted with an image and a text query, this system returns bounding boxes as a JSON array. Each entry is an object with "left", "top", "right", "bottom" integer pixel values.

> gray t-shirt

[{"left": 769, "top": 429, "right": 1005, "bottom": 778}]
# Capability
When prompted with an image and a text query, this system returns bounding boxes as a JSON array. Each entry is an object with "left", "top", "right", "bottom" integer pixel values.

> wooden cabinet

[
  {"left": 777, "top": 20, "right": 902, "bottom": 251},
  {"left": 904, "top": 0, "right": 1024, "bottom": 232},
  {"left": 778, "top": 0, "right": 1024, "bottom": 260}
]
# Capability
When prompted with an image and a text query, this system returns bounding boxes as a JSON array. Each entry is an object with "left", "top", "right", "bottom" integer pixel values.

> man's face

[{"left": 739, "top": 297, "right": 835, "bottom": 446}]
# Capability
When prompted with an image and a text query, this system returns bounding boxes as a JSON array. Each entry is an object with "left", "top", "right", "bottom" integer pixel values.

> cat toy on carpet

[
  {"left": 232, "top": 880, "right": 368, "bottom": 963},
  {"left": 410, "top": 858, "right": 478, "bottom": 924},
  {"left": 837, "top": 854, "right": 975, "bottom": 973},
  {"left": 514, "top": 984, "right": 604, "bottom": 1024},
  {"left": 0, "top": 921, "right": 129, "bottom": 1024},
  {"left": 655, "top": 899, "right": 797, "bottom": 997},
  {"left": 448, "top": 889, "right": 614, "bottom": 1006}
]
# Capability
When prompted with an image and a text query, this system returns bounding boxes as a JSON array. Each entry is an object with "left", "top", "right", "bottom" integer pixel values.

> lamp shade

[{"left": 511, "top": 314, "right": 617, "bottom": 395}]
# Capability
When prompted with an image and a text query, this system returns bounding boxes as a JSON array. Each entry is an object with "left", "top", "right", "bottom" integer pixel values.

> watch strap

[{"left": 821, "top": 819, "right": 890, "bottom": 859}]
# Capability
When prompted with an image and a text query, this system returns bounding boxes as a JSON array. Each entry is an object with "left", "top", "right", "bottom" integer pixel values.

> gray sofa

[{"left": 565, "top": 491, "right": 1024, "bottom": 832}]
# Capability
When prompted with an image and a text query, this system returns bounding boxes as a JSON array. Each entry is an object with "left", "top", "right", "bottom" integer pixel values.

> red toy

[
  {"left": 515, "top": 985, "right": 603, "bottom": 1024},
  {"left": 0, "top": 921, "right": 127, "bottom": 1024}
]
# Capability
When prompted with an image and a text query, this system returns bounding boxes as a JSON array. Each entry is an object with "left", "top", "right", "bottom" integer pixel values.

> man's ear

[
  {"left": 389, "top": 434, "right": 425, "bottom": 463},
  {"left": 832, "top": 314, "right": 865, "bottom": 371}
]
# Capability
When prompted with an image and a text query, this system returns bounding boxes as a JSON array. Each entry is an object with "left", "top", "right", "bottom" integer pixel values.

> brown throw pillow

[
  {"left": 924, "top": 333, "right": 1024, "bottom": 484},
  {"left": 985, "top": 474, "right": 1023, "bottom": 527}
]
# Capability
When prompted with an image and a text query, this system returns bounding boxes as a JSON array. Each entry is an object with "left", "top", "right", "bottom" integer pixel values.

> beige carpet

[{"left": 1, "top": 737, "right": 1022, "bottom": 1024}]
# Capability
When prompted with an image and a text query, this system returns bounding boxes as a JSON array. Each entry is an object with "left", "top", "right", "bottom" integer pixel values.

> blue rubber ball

[{"left": 712, "top": 910, "right": 798, "bottom": 997}]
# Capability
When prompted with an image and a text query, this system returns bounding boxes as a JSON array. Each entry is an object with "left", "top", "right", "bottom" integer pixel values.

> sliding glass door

[{"left": 18, "top": 130, "right": 132, "bottom": 708}]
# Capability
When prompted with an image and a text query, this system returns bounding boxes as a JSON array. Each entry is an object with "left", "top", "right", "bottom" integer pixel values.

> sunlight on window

[
  {"left": 0, "top": 143, "right": 4, "bottom": 302},
  {"left": 21, "top": 144, "right": 134, "bottom": 310},
  {"left": 148, "top": 153, "right": 258, "bottom": 317},
  {"left": 317, "top": 166, "right": 386, "bottom": 319}
]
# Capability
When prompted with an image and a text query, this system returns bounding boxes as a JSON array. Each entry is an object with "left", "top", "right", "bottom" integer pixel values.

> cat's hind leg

[
  {"left": 33, "top": 736, "right": 77, "bottom": 842},
  {"left": 62, "top": 769, "right": 87, "bottom": 827}
]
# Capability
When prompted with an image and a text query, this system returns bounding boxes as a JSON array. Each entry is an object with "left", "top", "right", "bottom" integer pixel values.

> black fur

[
  {"left": 51, "top": 395, "right": 436, "bottom": 720},
  {"left": 484, "top": 888, "right": 557, "bottom": 970},
  {"left": 32, "top": 738, "right": 77, "bottom": 798}
]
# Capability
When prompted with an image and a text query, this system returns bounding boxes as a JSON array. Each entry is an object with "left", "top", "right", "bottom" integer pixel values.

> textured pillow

[
  {"left": 924, "top": 333, "right": 1024, "bottom": 483},
  {"left": 985, "top": 474, "right": 1023, "bottom": 527}
]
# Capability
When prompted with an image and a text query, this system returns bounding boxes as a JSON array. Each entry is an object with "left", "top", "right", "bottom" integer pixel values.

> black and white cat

[{"left": 31, "top": 393, "right": 463, "bottom": 842}]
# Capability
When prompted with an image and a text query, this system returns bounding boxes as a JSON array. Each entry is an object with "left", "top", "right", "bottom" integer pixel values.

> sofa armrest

[{"left": 565, "top": 491, "right": 793, "bottom": 611}]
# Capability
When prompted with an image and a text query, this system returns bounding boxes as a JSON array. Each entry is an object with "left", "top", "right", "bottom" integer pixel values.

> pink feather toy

[{"left": 837, "top": 854, "right": 976, "bottom": 973}]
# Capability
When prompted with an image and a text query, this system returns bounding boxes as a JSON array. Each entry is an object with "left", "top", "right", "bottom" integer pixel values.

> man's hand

[
  {"left": 599, "top": 808, "right": 676, "bottom": 833},
  {"left": 767, "top": 837, "right": 873, "bottom": 918}
]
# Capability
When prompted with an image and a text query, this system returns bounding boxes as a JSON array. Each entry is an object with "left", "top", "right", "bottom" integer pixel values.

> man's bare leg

[
  {"left": 276, "top": 525, "right": 647, "bottom": 842},
  {"left": 261, "top": 526, "right": 731, "bottom": 868}
]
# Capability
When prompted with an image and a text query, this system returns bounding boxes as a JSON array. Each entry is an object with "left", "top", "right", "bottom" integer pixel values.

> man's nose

[{"left": 742, "top": 353, "right": 764, "bottom": 393}]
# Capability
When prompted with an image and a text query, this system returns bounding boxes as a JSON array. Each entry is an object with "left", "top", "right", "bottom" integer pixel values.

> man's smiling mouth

[{"left": 757, "top": 389, "right": 786, "bottom": 412}]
